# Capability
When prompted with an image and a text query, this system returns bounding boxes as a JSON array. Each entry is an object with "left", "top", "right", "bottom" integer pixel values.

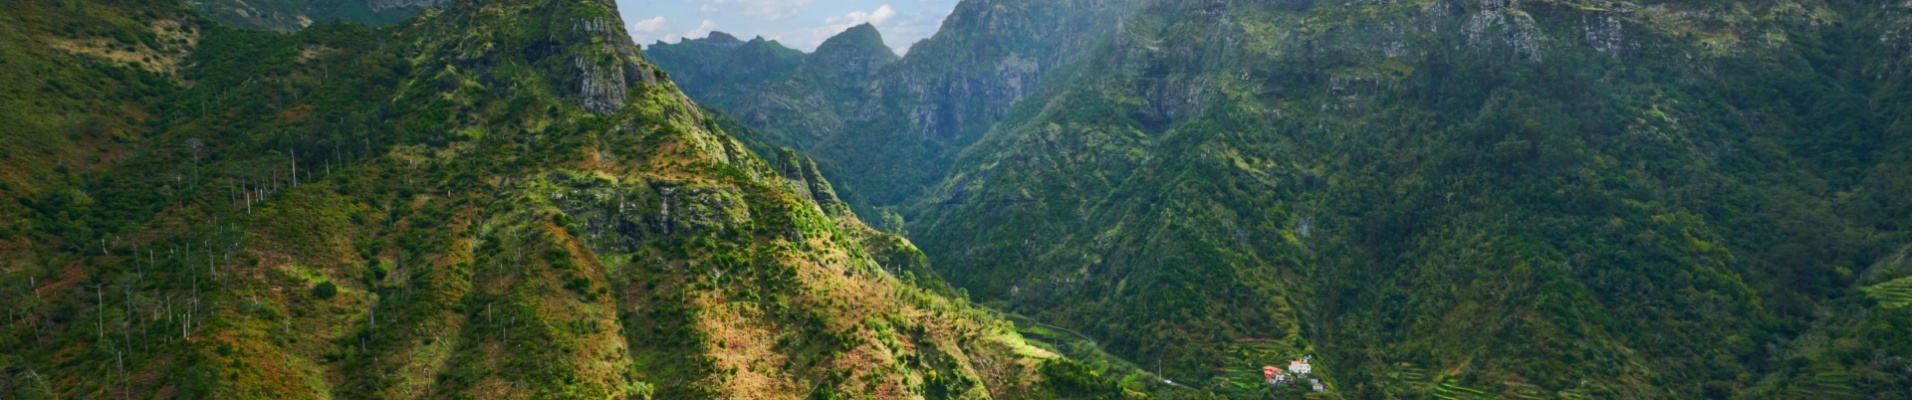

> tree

[{"left": 312, "top": 281, "right": 338, "bottom": 300}]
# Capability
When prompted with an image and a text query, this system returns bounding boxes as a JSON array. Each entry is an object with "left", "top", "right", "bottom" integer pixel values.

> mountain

[
  {"left": 645, "top": 0, "right": 1140, "bottom": 223},
  {"left": 661, "top": 0, "right": 1912, "bottom": 398},
  {"left": 645, "top": 32, "right": 840, "bottom": 158},
  {"left": 0, "top": 0, "right": 1142, "bottom": 398}
]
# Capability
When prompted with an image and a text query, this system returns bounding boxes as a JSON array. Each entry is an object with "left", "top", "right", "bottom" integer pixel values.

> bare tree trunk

[
  {"left": 124, "top": 285, "right": 134, "bottom": 359},
  {"left": 117, "top": 350, "right": 126, "bottom": 399}
]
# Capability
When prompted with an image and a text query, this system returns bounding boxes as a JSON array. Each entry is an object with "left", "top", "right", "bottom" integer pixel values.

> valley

[{"left": 0, "top": 0, "right": 1908, "bottom": 399}]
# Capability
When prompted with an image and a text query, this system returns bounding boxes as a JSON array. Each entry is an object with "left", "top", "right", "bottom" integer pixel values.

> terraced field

[
  {"left": 1375, "top": 363, "right": 1593, "bottom": 400},
  {"left": 1782, "top": 370, "right": 1865, "bottom": 399},
  {"left": 1865, "top": 276, "right": 1912, "bottom": 309}
]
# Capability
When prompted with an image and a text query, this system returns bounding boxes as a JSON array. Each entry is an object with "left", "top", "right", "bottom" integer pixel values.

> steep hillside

[
  {"left": 645, "top": 0, "right": 1141, "bottom": 221},
  {"left": 0, "top": 0, "right": 1140, "bottom": 398},
  {"left": 646, "top": 31, "right": 845, "bottom": 155},
  {"left": 907, "top": 0, "right": 1912, "bottom": 398},
  {"left": 1747, "top": 244, "right": 1912, "bottom": 399}
]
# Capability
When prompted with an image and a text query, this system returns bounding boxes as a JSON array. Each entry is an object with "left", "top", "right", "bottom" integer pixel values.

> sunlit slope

[{"left": 0, "top": 0, "right": 1141, "bottom": 398}]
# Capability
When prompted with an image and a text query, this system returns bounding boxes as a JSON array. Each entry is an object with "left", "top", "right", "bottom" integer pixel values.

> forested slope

[
  {"left": 910, "top": 0, "right": 1912, "bottom": 397},
  {"left": 0, "top": 0, "right": 1139, "bottom": 398},
  {"left": 185, "top": 0, "right": 429, "bottom": 32},
  {"left": 644, "top": 0, "right": 1141, "bottom": 223},
  {"left": 659, "top": 0, "right": 1912, "bottom": 398}
]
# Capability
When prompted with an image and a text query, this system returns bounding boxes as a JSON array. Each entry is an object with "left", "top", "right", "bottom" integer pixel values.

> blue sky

[{"left": 614, "top": 0, "right": 960, "bottom": 54}]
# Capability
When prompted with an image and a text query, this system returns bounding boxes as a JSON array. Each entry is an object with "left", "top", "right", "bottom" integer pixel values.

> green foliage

[
  {"left": 190, "top": 0, "right": 424, "bottom": 32},
  {"left": 667, "top": 0, "right": 1912, "bottom": 398},
  {"left": 1864, "top": 275, "right": 1912, "bottom": 310},
  {"left": 0, "top": 0, "right": 1128, "bottom": 397},
  {"left": 311, "top": 281, "right": 338, "bottom": 299},
  {"left": 1039, "top": 359, "right": 1140, "bottom": 400}
]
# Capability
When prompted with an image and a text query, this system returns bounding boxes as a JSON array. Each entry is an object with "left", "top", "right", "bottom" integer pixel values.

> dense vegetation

[
  {"left": 185, "top": 0, "right": 425, "bottom": 32},
  {"left": 658, "top": 0, "right": 1912, "bottom": 398},
  {"left": 0, "top": 0, "right": 1140, "bottom": 398},
  {"left": 644, "top": 0, "right": 1139, "bottom": 227}
]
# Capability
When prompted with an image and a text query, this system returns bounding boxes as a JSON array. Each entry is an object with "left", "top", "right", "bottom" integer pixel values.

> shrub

[{"left": 311, "top": 281, "right": 339, "bottom": 299}]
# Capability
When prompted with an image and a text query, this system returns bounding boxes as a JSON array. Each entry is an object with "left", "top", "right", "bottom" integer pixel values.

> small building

[
  {"left": 1310, "top": 378, "right": 1325, "bottom": 392},
  {"left": 1288, "top": 359, "right": 1312, "bottom": 376},
  {"left": 1264, "top": 369, "right": 1291, "bottom": 385}
]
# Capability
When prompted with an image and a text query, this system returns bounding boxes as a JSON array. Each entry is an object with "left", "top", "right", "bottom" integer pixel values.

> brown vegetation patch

[
  {"left": 275, "top": 104, "right": 315, "bottom": 125},
  {"left": 297, "top": 45, "right": 333, "bottom": 62},
  {"left": 694, "top": 301, "right": 803, "bottom": 399},
  {"left": 33, "top": 261, "right": 84, "bottom": 298},
  {"left": 47, "top": 19, "right": 197, "bottom": 76}
]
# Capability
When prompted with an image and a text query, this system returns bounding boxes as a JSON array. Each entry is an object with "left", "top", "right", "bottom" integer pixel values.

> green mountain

[
  {"left": 658, "top": 0, "right": 1912, "bottom": 398},
  {"left": 645, "top": 32, "right": 840, "bottom": 156},
  {"left": 0, "top": 0, "right": 1144, "bottom": 398},
  {"left": 645, "top": 0, "right": 1141, "bottom": 221}
]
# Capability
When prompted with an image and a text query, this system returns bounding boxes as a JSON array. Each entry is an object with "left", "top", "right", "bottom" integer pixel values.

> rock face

[
  {"left": 543, "top": 172, "right": 753, "bottom": 252},
  {"left": 415, "top": 0, "right": 658, "bottom": 115},
  {"left": 775, "top": 149, "right": 845, "bottom": 212}
]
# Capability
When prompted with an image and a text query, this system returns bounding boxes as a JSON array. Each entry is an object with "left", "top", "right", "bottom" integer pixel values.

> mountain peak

[
  {"left": 412, "top": 0, "right": 660, "bottom": 115},
  {"left": 704, "top": 31, "right": 741, "bottom": 44},
  {"left": 803, "top": 23, "right": 898, "bottom": 84},
  {"left": 816, "top": 23, "right": 892, "bottom": 56}
]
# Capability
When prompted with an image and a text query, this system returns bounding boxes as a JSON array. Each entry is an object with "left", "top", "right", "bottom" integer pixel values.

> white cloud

[
  {"left": 629, "top": 17, "right": 715, "bottom": 45},
  {"left": 685, "top": 19, "right": 719, "bottom": 40},
  {"left": 695, "top": 0, "right": 815, "bottom": 21},
  {"left": 630, "top": 16, "right": 675, "bottom": 45},
  {"left": 620, "top": 0, "right": 957, "bottom": 54},
  {"left": 790, "top": 4, "right": 946, "bottom": 54},
  {"left": 873, "top": 8, "right": 945, "bottom": 54},
  {"left": 825, "top": 4, "right": 897, "bottom": 25},
  {"left": 632, "top": 16, "right": 667, "bottom": 32},
  {"left": 802, "top": 5, "right": 896, "bottom": 48}
]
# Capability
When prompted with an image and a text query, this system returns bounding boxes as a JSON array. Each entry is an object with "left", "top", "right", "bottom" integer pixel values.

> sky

[{"left": 614, "top": 0, "right": 960, "bottom": 54}]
